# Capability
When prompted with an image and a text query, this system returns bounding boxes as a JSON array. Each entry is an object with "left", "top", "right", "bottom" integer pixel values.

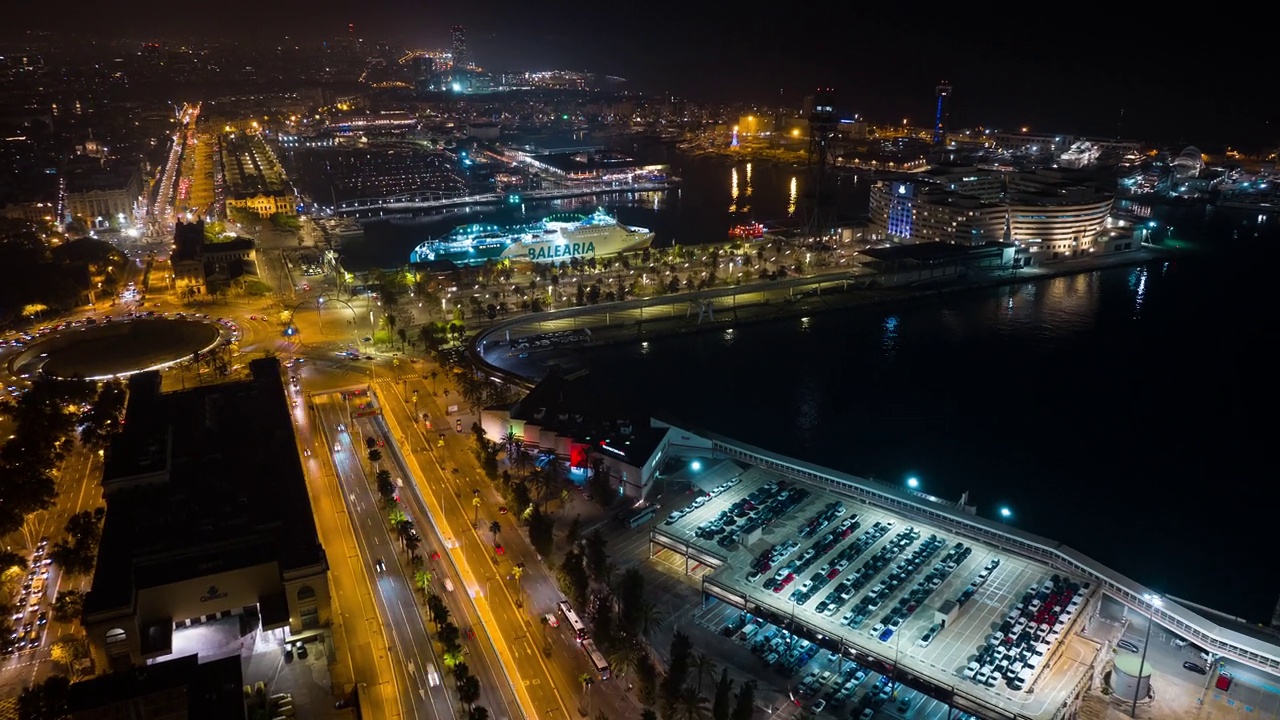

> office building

[
  {"left": 451, "top": 25, "right": 469, "bottom": 70},
  {"left": 83, "top": 360, "right": 330, "bottom": 673},
  {"left": 63, "top": 160, "right": 143, "bottom": 230},
  {"left": 67, "top": 654, "right": 244, "bottom": 720},
  {"left": 869, "top": 168, "right": 1114, "bottom": 261},
  {"left": 933, "top": 82, "right": 951, "bottom": 145}
]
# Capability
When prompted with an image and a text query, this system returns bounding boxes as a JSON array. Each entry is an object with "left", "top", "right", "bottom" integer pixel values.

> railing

[
  {"left": 705, "top": 435, "right": 1280, "bottom": 675},
  {"left": 335, "top": 181, "right": 676, "bottom": 214}
]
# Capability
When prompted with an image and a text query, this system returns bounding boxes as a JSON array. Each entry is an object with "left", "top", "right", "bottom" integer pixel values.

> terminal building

[
  {"left": 221, "top": 132, "right": 297, "bottom": 219},
  {"left": 868, "top": 168, "right": 1114, "bottom": 262},
  {"left": 83, "top": 359, "right": 330, "bottom": 673}
]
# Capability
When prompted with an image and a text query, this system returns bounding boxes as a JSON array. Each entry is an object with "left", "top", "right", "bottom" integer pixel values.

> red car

[{"left": 494, "top": 545, "right": 505, "bottom": 556}]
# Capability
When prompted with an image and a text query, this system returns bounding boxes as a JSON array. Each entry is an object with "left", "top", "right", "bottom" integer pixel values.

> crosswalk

[{"left": 372, "top": 373, "right": 425, "bottom": 384}]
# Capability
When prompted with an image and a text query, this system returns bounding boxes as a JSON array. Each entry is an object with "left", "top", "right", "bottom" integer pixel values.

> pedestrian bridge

[{"left": 335, "top": 182, "right": 676, "bottom": 216}]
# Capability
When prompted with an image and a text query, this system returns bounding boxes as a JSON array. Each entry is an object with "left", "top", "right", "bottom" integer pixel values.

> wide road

[
  {"left": 0, "top": 442, "right": 104, "bottom": 695},
  {"left": 352, "top": 411, "right": 524, "bottom": 720},
  {"left": 375, "top": 378, "right": 636, "bottom": 720},
  {"left": 313, "top": 394, "right": 456, "bottom": 720},
  {"left": 294, "top": 389, "right": 402, "bottom": 718}
]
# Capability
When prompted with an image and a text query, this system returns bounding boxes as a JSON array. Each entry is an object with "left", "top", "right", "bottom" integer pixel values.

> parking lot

[{"left": 645, "top": 461, "right": 1097, "bottom": 719}]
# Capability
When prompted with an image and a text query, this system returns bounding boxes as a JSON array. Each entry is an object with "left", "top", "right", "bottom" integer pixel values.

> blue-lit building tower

[{"left": 933, "top": 82, "right": 952, "bottom": 145}]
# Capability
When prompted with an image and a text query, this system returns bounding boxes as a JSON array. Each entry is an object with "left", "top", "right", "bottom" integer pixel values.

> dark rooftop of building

[
  {"left": 67, "top": 653, "right": 245, "bottom": 720},
  {"left": 64, "top": 158, "right": 139, "bottom": 194},
  {"left": 505, "top": 369, "right": 668, "bottom": 467},
  {"left": 532, "top": 151, "right": 649, "bottom": 173},
  {"left": 171, "top": 220, "right": 205, "bottom": 263},
  {"left": 84, "top": 359, "right": 325, "bottom": 618}
]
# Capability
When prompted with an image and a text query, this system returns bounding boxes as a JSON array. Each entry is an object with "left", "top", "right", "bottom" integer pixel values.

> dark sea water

[
  {"left": 339, "top": 153, "right": 859, "bottom": 270},
  {"left": 573, "top": 205, "right": 1279, "bottom": 623},
  {"left": 353, "top": 154, "right": 1279, "bottom": 621}
]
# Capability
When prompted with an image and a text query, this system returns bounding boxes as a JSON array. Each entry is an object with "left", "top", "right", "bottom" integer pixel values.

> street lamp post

[
  {"left": 1132, "top": 593, "right": 1161, "bottom": 718},
  {"left": 999, "top": 506, "right": 1013, "bottom": 523}
]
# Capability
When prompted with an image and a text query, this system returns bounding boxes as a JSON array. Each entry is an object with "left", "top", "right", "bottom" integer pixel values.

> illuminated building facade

[
  {"left": 870, "top": 168, "right": 1114, "bottom": 260},
  {"left": 933, "top": 82, "right": 951, "bottom": 145},
  {"left": 451, "top": 25, "right": 468, "bottom": 70}
]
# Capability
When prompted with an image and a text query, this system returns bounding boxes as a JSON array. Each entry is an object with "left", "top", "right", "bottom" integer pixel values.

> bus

[
  {"left": 582, "top": 638, "right": 611, "bottom": 680},
  {"left": 621, "top": 504, "right": 657, "bottom": 529},
  {"left": 557, "top": 601, "right": 588, "bottom": 641}
]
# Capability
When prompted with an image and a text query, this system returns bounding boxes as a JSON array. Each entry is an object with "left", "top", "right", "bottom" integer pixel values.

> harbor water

[{"left": 354, "top": 152, "right": 1278, "bottom": 621}]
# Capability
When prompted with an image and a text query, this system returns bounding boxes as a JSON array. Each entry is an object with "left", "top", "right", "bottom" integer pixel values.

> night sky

[{"left": 11, "top": 2, "right": 1277, "bottom": 147}]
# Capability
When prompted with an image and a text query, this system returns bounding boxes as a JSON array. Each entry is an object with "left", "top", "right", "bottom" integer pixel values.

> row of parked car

[
  {"left": 727, "top": 612, "right": 904, "bottom": 718},
  {"left": 858, "top": 533, "right": 949, "bottom": 644},
  {"left": 679, "top": 479, "right": 813, "bottom": 550},
  {"left": 836, "top": 524, "right": 928, "bottom": 630},
  {"left": 798, "top": 500, "right": 848, "bottom": 539},
  {"left": 964, "top": 573, "right": 1088, "bottom": 691}
]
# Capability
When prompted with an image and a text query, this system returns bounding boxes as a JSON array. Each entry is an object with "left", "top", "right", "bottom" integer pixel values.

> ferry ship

[{"left": 410, "top": 209, "right": 654, "bottom": 266}]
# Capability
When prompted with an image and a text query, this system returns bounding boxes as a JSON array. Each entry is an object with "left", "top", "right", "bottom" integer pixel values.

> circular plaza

[{"left": 9, "top": 317, "right": 224, "bottom": 380}]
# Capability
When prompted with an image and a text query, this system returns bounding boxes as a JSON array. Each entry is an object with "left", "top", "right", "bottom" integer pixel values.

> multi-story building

[
  {"left": 991, "top": 131, "right": 1072, "bottom": 155},
  {"left": 82, "top": 360, "right": 330, "bottom": 673},
  {"left": 63, "top": 161, "right": 143, "bottom": 230},
  {"left": 169, "top": 220, "right": 258, "bottom": 297},
  {"left": 870, "top": 168, "right": 1114, "bottom": 261},
  {"left": 221, "top": 132, "right": 296, "bottom": 219}
]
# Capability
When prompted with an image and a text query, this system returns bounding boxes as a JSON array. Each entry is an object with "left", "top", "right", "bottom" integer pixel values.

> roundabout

[{"left": 8, "top": 317, "right": 225, "bottom": 381}]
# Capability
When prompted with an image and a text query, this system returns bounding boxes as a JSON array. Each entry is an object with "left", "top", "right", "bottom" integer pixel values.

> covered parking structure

[{"left": 644, "top": 423, "right": 1280, "bottom": 719}]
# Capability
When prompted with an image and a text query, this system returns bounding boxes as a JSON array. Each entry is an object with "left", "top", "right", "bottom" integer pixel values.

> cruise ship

[{"left": 409, "top": 209, "right": 654, "bottom": 266}]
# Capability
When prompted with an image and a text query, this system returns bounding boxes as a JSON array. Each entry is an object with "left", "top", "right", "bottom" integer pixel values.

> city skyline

[{"left": 5, "top": 3, "right": 1276, "bottom": 147}]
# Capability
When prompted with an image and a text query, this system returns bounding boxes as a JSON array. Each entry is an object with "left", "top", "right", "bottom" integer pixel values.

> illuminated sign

[{"left": 528, "top": 241, "right": 595, "bottom": 262}]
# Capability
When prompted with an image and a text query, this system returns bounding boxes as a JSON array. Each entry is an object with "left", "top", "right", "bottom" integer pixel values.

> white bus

[
  {"left": 557, "top": 600, "right": 587, "bottom": 642},
  {"left": 582, "top": 638, "right": 611, "bottom": 680}
]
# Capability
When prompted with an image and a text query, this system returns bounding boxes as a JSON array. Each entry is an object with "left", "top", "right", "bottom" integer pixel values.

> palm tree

[
  {"left": 540, "top": 451, "right": 565, "bottom": 489},
  {"left": 512, "top": 562, "right": 525, "bottom": 596},
  {"left": 501, "top": 429, "right": 520, "bottom": 461},
  {"left": 637, "top": 600, "right": 663, "bottom": 638},
  {"left": 691, "top": 652, "right": 717, "bottom": 695},
  {"left": 389, "top": 508, "right": 408, "bottom": 528},
  {"left": 513, "top": 449, "right": 534, "bottom": 478},
  {"left": 489, "top": 520, "right": 502, "bottom": 547},
  {"left": 414, "top": 569, "right": 433, "bottom": 596},
  {"left": 676, "top": 688, "right": 711, "bottom": 720},
  {"left": 405, "top": 533, "right": 421, "bottom": 558},
  {"left": 367, "top": 447, "right": 382, "bottom": 470},
  {"left": 442, "top": 646, "right": 466, "bottom": 669},
  {"left": 608, "top": 642, "right": 641, "bottom": 679}
]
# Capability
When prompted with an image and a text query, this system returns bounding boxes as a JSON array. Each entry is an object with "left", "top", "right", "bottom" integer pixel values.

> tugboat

[{"left": 728, "top": 222, "right": 766, "bottom": 240}]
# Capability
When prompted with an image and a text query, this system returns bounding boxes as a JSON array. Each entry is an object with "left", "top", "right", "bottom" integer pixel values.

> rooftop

[
  {"left": 506, "top": 369, "right": 668, "bottom": 466},
  {"left": 67, "top": 653, "right": 244, "bottom": 720},
  {"left": 84, "top": 359, "right": 324, "bottom": 618}
]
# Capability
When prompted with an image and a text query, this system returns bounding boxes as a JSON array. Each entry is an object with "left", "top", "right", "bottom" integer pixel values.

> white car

[{"left": 964, "top": 661, "right": 979, "bottom": 678}]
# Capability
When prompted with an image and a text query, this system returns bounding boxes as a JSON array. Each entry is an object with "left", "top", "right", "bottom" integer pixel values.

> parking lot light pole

[{"left": 1132, "top": 593, "right": 1161, "bottom": 718}]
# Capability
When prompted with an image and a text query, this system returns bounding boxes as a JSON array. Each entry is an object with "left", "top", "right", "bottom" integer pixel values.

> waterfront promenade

[{"left": 469, "top": 246, "right": 1174, "bottom": 386}]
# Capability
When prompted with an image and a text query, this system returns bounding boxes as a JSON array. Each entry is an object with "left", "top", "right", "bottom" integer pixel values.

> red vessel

[{"left": 729, "top": 222, "right": 765, "bottom": 240}]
